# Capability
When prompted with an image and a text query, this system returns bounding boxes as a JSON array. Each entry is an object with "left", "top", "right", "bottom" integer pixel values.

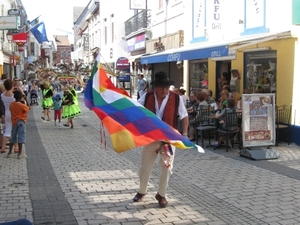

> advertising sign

[
  {"left": 116, "top": 57, "right": 130, "bottom": 70},
  {"left": 130, "top": 0, "right": 147, "bottom": 10},
  {"left": 242, "top": 94, "right": 276, "bottom": 147},
  {"left": 83, "top": 34, "right": 89, "bottom": 51},
  {"left": 126, "top": 34, "right": 145, "bottom": 52},
  {"left": 0, "top": 16, "right": 19, "bottom": 30}
]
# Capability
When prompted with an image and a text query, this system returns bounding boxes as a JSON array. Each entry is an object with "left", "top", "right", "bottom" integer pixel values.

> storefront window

[
  {"left": 244, "top": 50, "right": 277, "bottom": 94},
  {"left": 189, "top": 60, "right": 208, "bottom": 93}
]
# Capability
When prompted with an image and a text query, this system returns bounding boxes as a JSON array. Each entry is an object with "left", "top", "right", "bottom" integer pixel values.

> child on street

[
  {"left": 7, "top": 90, "right": 30, "bottom": 159},
  {"left": 53, "top": 94, "right": 62, "bottom": 126}
]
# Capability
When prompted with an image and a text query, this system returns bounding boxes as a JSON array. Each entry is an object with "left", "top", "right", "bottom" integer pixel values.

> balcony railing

[{"left": 125, "top": 10, "right": 148, "bottom": 36}]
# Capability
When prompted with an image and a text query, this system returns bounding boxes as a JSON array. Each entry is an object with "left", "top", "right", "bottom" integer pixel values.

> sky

[{"left": 22, "top": 0, "right": 90, "bottom": 44}]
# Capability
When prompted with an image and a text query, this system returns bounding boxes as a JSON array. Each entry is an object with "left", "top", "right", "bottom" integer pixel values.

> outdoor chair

[
  {"left": 276, "top": 104, "right": 292, "bottom": 146},
  {"left": 195, "top": 105, "right": 217, "bottom": 147},
  {"left": 214, "top": 110, "right": 240, "bottom": 152}
]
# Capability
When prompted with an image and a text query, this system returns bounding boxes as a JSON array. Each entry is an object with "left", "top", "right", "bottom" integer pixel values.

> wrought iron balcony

[{"left": 125, "top": 10, "right": 149, "bottom": 36}]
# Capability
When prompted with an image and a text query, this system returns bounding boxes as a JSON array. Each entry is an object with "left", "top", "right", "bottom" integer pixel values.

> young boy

[{"left": 7, "top": 90, "right": 30, "bottom": 159}]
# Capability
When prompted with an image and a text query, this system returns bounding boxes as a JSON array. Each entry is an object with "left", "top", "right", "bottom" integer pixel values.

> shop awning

[{"left": 140, "top": 44, "right": 229, "bottom": 64}]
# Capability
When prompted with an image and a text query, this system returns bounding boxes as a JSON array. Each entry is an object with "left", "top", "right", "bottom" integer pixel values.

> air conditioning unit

[{"left": 145, "top": 30, "right": 152, "bottom": 40}]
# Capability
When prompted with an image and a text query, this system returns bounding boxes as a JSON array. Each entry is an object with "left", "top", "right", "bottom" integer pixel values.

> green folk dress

[
  {"left": 62, "top": 91, "right": 81, "bottom": 119},
  {"left": 41, "top": 88, "right": 53, "bottom": 109}
]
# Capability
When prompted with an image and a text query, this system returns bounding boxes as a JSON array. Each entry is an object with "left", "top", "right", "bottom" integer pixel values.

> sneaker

[
  {"left": 58, "top": 122, "right": 61, "bottom": 127},
  {"left": 17, "top": 154, "right": 27, "bottom": 159},
  {"left": 41, "top": 117, "right": 45, "bottom": 120},
  {"left": 54, "top": 121, "right": 57, "bottom": 126},
  {"left": 7, "top": 153, "right": 13, "bottom": 158}
]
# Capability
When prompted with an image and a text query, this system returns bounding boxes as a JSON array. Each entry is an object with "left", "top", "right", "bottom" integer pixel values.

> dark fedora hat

[{"left": 150, "top": 71, "right": 174, "bottom": 86}]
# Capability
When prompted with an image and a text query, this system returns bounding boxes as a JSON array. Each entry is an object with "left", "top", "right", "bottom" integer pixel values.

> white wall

[
  {"left": 149, "top": 0, "right": 185, "bottom": 40},
  {"left": 99, "top": 0, "right": 135, "bottom": 65},
  {"left": 184, "top": 0, "right": 294, "bottom": 46}
]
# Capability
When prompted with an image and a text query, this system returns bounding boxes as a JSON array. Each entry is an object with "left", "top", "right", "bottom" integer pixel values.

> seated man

[{"left": 186, "top": 91, "right": 198, "bottom": 120}]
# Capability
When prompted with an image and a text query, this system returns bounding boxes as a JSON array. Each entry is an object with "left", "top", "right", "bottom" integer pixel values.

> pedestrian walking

[
  {"left": 7, "top": 90, "right": 30, "bottom": 159},
  {"left": 134, "top": 71, "right": 189, "bottom": 207},
  {"left": 1, "top": 79, "right": 15, "bottom": 154}
]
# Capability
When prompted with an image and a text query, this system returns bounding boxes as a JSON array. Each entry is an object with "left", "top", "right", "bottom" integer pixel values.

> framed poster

[{"left": 242, "top": 93, "right": 276, "bottom": 147}]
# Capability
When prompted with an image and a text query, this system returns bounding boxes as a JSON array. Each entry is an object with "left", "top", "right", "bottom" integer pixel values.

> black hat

[{"left": 150, "top": 71, "right": 174, "bottom": 86}]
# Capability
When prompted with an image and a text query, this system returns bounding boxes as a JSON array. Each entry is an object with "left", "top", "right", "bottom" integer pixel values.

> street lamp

[{"left": 6, "top": 31, "right": 13, "bottom": 42}]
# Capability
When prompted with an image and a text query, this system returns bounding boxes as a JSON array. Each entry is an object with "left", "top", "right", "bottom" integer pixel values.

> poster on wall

[{"left": 242, "top": 93, "right": 276, "bottom": 147}]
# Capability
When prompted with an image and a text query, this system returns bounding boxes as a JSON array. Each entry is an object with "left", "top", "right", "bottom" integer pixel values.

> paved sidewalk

[{"left": 1, "top": 93, "right": 300, "bottom": 224}]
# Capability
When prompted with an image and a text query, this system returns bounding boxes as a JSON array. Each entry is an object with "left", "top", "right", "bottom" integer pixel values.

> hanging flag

[
  {"left": 84, "top": 53, "right": 204, "bottom": 153},
  {"left": 30, "top": 22, "right": 48, "bottom": 44},
  {"left": 29, "top": 16, "right": 40, "bottom": 29}
]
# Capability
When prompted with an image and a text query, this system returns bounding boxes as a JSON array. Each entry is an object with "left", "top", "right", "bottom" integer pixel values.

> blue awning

[{"left": 140, "top": 44, "right": 229, "bottom": 64}]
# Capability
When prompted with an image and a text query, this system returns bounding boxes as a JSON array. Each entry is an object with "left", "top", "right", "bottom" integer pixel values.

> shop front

[{"left": 141, "top": 44, "right": 229, "bottom": 91}]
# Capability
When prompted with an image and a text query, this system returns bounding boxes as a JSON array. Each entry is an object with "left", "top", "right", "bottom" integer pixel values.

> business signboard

[
  {"left": 242, "top": 93, "right": 276, "bottom": 147},
  {"left": 0, "top": 16, "right": 19, "bottom": 30}
]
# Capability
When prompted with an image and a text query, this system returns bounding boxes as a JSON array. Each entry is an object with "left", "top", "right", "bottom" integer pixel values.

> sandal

[{"left": 41, "top": 117, "right": 45, "bottom": 120}]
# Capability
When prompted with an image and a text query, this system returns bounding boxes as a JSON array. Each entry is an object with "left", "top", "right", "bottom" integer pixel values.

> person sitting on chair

[{"left": 213, "top": 99, "right": 237, "bottom": 146}]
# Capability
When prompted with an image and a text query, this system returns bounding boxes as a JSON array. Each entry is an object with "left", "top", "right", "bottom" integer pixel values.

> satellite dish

[{"left": 145, "top": 30, "right": 152, "bottom": 40}]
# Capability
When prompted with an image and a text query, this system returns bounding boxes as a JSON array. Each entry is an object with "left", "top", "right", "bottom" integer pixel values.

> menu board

[{"left": 242, "top": 94, "right": 276, "bottom": 147}]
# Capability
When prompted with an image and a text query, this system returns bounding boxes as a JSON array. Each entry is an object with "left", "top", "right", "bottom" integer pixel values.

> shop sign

[
  {"left": 83, "top": 34, "right": 89, "bottom": 51},
  {"left": 130, "top": 0, "right": 147, "bottom": 10},
  {"left": 126, "top": 34, "right": 145, "bottom": 52},
  {"left": 0, "top": 16, "right": 19, "bottom": 30},
  {"left": 116, "top": 57, "right": 130, "bottom": 70},
  {"left": 211, "top": 49, "right": 236, "bottom": 61},
  {"left": 12, "top": 32, "right": 27, "bottom": 46},
  {"left": 18, "top": 46, "right": 25, "bottom": 52}
]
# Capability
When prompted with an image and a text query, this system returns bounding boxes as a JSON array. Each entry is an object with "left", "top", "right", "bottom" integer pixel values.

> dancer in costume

[
  {"left": 62, "top": 86, "right": 81, "bottom": 128},
  {"left": 41, "top": 81, "right": 53, "bottom": 121},
  {"left": 69, "top": 84, "right": 79, "bottom": 106}
]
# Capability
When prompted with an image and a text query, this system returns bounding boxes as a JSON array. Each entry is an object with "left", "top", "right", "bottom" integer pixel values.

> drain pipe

[{"left": 165, "top": 0, "right": 169, "bottom": 35}]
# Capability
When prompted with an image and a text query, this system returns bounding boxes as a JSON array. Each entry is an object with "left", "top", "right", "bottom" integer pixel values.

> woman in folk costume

[
  {"left": 41, "top": 81, "right": 53, "bottom": 121},
  {"left": 69, "top": 84, "right": 79, "bottom": 106},
  {"left": 62, "top": 85, "right": 81, "bottom": 128}
]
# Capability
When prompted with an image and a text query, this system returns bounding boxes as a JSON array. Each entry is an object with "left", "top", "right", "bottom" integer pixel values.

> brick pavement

[{"left": 0, "top": 93, "right": 300, "bottom": 224}]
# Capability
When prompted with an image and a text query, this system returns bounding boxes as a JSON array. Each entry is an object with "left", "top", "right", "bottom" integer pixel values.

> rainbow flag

[{"left": 84, "top": 54, "right": 204, "bottom": 153}]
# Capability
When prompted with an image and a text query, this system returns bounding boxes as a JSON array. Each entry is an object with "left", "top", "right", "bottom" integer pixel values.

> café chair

[
  {"left": 214, "top": 110, "right": 240, "bottom": 152},
  {"left": 195, "top": 106, "right": 217, "bottom": 147},
  {"left": 276, "top": 104, "right": 292, "bottom": 146}
]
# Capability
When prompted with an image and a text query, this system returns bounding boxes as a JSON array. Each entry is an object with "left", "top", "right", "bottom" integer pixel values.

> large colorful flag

[
  {"left": 30, "top": 22, "right": 48, "bottom": 44},
  {"left": 84, "top": 53, "right": 204, "bottom": 153}
]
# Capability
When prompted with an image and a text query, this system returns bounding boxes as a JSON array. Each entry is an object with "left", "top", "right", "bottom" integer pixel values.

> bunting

[{"left": 84, "top": 53, "right": 204, "bottom": 153}]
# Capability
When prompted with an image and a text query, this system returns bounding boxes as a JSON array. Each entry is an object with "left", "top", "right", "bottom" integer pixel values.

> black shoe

[{"left": 133, "top": 192, "right": 146, "bottom": 202}]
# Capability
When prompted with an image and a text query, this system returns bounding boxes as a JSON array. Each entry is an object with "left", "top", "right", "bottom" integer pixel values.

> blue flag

[
  {"left": 29, "top": 16, "right": 40, "bottom": 29},
  {"left": 30, "top": 22, "right": 49, "bottom": 43}
]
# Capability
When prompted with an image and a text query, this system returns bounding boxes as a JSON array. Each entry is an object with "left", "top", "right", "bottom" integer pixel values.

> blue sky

[{"left": 22, "top": 0, "right": 89, "bottom": 43}]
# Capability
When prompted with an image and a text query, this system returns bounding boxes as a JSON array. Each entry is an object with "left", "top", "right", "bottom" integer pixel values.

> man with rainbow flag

[
  {"left": 134, "top": 71, "right": 189, "bottom": 207},
  {"left": 84, "top": 54, "right": 203, "bottom": 208}
]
